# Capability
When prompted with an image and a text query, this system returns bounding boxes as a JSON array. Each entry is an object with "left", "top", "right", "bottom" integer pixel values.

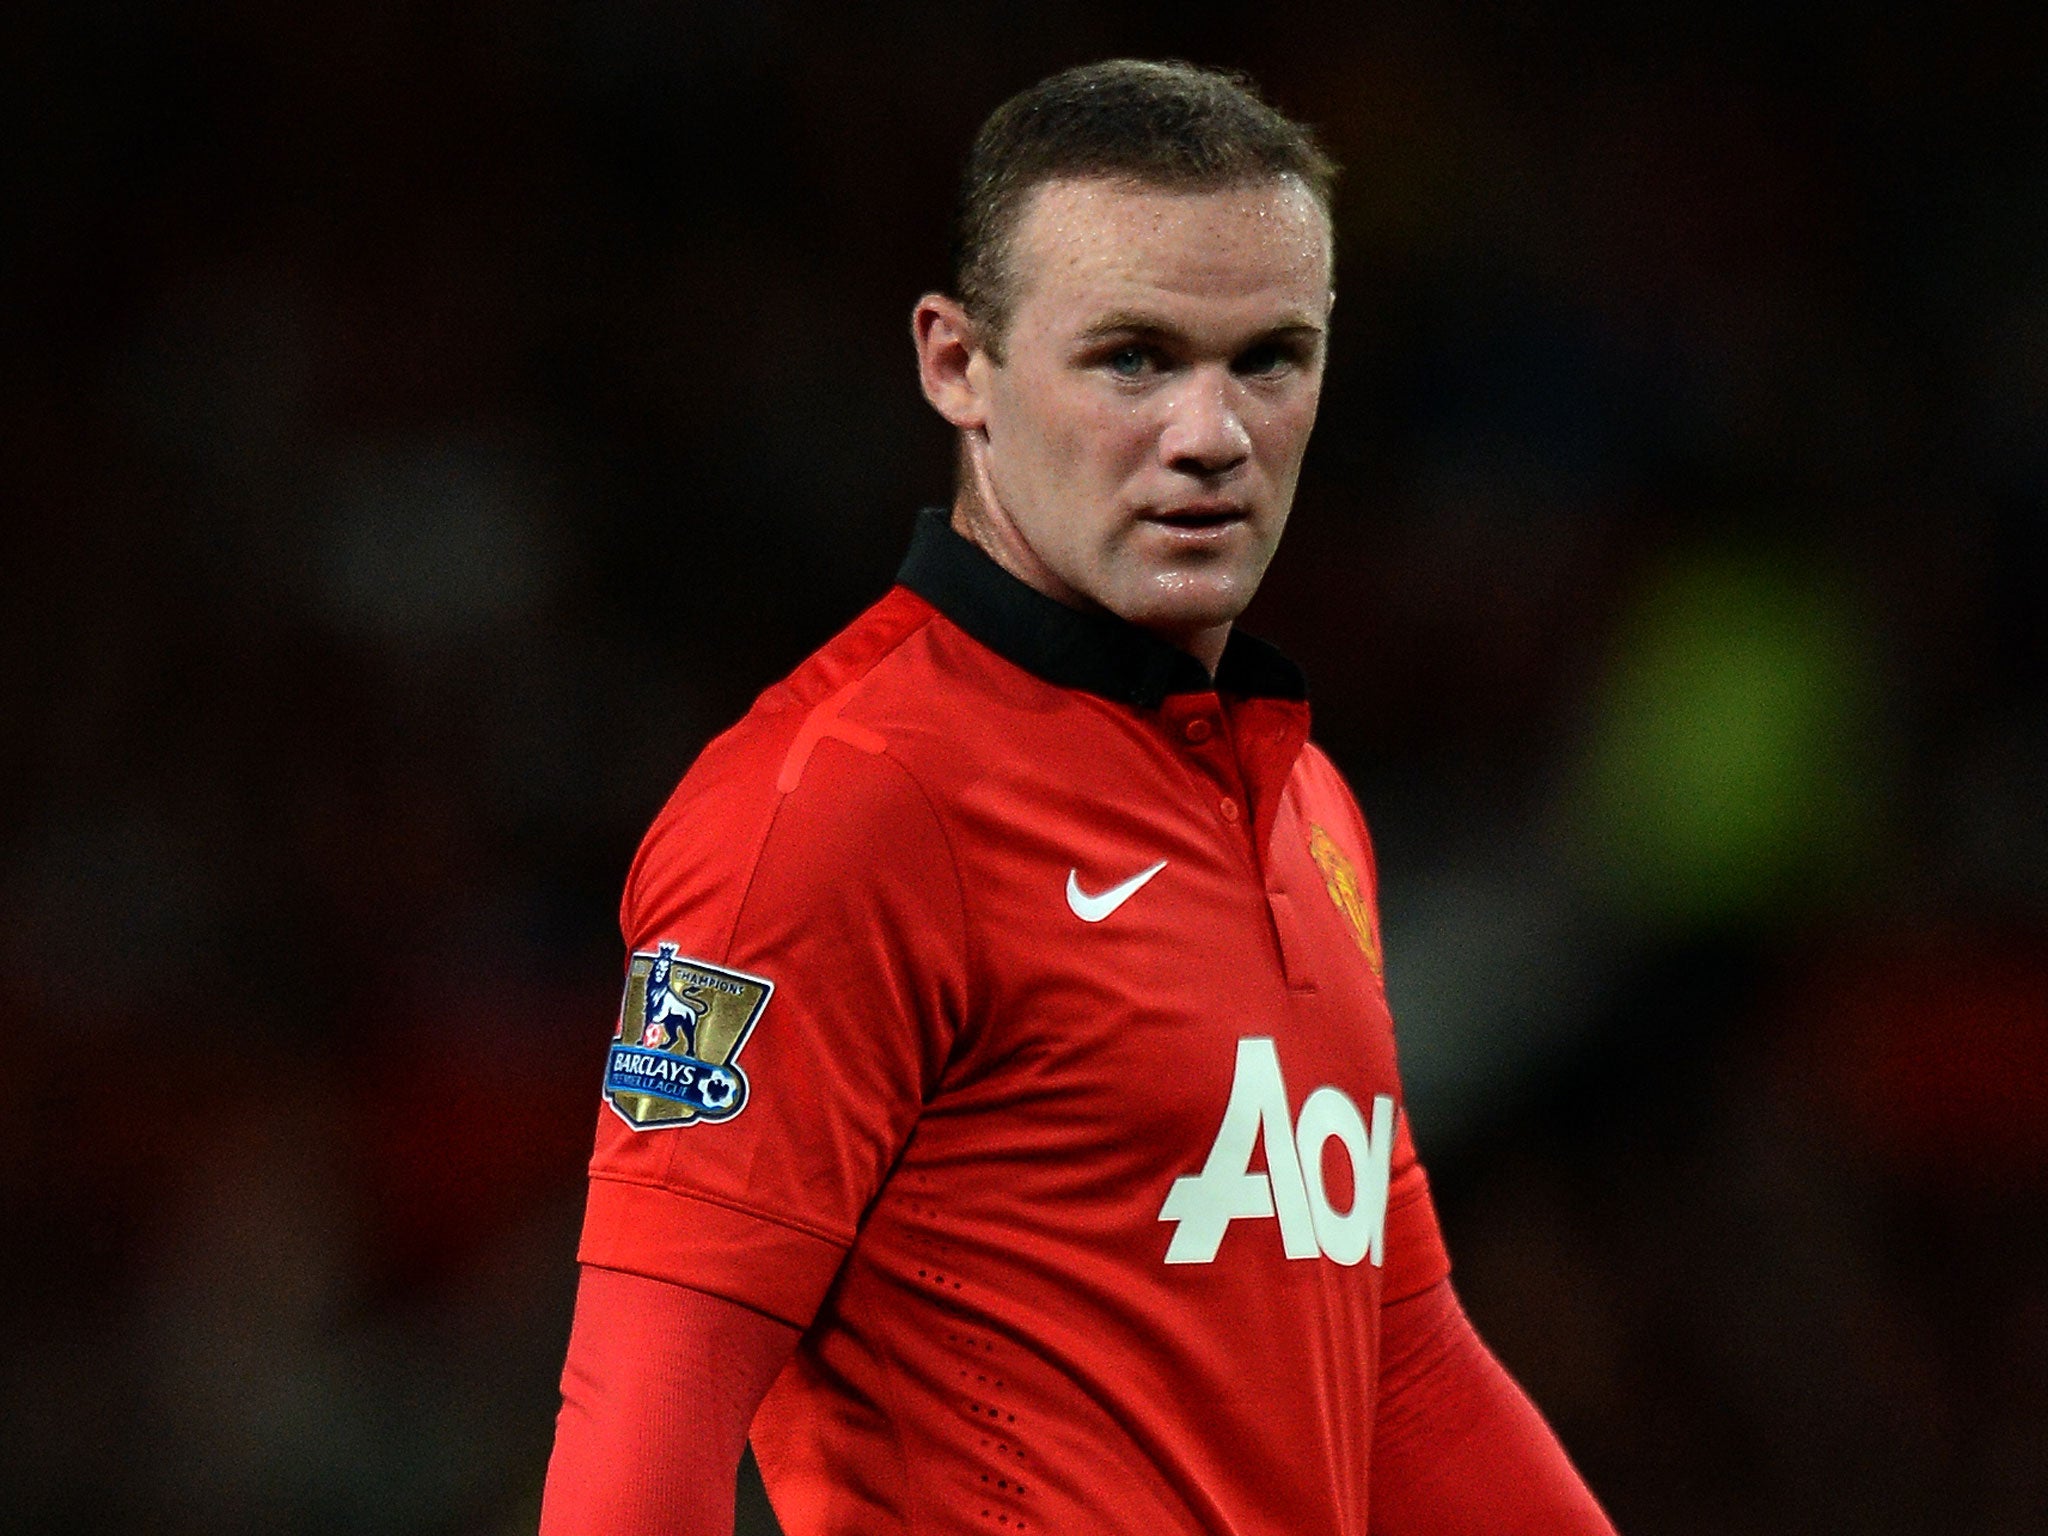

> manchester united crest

[
  {"left": 1307, "top": 823, "right": 1384, "bottom": 978},
  {"left": 604, "top": 944, "right": 773, "bottom": 1129}
]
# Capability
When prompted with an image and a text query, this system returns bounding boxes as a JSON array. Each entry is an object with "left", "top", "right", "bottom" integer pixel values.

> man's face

[{"left": 954, "top": 176, "right": 1333, "bottom": 657}]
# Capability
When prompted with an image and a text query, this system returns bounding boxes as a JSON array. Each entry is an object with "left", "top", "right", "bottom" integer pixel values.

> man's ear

[{"left": 912, "top": 294, "right": 990, "bottom": 431}]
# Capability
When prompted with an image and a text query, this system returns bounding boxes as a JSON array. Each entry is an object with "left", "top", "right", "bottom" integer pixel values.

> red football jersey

[{"left": 577, "top": 512, "right": 1450, "bottom": 1534}]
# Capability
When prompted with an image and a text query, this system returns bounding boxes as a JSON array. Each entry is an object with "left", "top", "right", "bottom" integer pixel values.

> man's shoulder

[
  {"left": 1290, "top": 738, "right": 1355, "bottom": 803},
  {"left": 1288, "top": 737, "right": 1380, "bottom": 882},
  {"left": 686, "top": 575, "right": 1079, "bottom": 792},
  {"left": 664, "top": 581, "right": 1023, "bottom": 788},
  {"left": 620, "top": 585, "right": 1017, "bottom": 932},
  {"left": 637, "top": 587, "right": 926, "bottom": 819}
]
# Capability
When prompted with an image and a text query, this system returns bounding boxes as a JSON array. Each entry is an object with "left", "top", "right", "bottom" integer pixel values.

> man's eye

[
  {"left": 1233, "top": 344, "right": 1290, "bottom": 377},
  {"left": 1105, "top": 347, "right": 1152, "bottom": 378}
]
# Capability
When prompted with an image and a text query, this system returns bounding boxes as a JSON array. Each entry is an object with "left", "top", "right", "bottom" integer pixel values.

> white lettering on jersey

[{"left": 1158, "top": 1036, "right": 1394, "bottom": 1267}]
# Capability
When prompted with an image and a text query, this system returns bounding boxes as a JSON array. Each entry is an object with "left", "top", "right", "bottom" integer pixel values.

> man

[{"left": 541, "top": 59, "right": 1615, "bottom": 1535}]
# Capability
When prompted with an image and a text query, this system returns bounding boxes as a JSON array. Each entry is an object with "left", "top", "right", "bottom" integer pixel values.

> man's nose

[{"left": 1159, "top": 369, "right": 1252, "bottom": 476}]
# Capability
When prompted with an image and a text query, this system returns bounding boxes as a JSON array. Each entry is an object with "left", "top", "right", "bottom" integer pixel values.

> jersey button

[
  {"left": 1218, "top": 796, "right": 1240, "bottom": 823},
  {"left": 1183, "top": 717, "right": 1214, "bottom": 744}
]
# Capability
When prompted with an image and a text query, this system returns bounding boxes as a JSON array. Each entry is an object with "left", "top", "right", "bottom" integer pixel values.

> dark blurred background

[{"left": 5, "top": 2, "right": 2046, "bottom": 1532}]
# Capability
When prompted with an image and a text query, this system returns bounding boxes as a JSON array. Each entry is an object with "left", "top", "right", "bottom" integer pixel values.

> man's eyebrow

[
  {"left": 1245, "top": 321, "right": 1327, "bottom": 345},
  {"left": 1074, "top": 313, "right": 1183, "bottom": 345},
  {"left": 1074, "top": 313, "right": 1327, "bottom": 346}
]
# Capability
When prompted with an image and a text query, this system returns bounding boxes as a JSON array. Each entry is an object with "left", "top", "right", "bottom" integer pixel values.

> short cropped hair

[{"left": 951, "top": 59, "right": 1338, "bottom": 356}]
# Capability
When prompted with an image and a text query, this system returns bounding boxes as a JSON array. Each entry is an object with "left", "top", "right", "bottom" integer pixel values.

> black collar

[{"left": 895, "top": 509, "right": 1308, "bottom": 710}]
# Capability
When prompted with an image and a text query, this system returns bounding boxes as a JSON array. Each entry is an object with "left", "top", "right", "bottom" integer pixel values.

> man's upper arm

[{"left": 578, "top": 728, "right": 970, "bottom": 1329}]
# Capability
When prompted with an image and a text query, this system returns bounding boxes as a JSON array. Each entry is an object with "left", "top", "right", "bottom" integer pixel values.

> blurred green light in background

[{"left": 1578, "top": 547, "right": 1885, "bottom": 930}]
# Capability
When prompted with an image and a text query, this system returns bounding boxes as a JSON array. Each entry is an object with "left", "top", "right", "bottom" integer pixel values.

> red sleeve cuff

[{"left": 576, "top": 1176, "right": 849, "bottom": 1330}]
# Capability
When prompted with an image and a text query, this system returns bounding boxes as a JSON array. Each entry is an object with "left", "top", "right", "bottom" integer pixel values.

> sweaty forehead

[{"left": 1006, "top": 176, "right": 1333, "bottom": 322}]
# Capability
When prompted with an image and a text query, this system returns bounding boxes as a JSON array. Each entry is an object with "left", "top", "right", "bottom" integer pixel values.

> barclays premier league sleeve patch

[{"left": 604, "top": 943, "right": 772, "bottom": 1130}]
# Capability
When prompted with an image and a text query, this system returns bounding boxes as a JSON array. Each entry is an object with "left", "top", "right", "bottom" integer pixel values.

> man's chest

[{"left": 894, "top": 734, "right": 1402, "bottom": 1264}]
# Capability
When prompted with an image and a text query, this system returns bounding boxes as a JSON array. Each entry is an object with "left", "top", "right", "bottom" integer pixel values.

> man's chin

[{"left": 1113, "top": 579, "right": 1252, "bottom": 646}]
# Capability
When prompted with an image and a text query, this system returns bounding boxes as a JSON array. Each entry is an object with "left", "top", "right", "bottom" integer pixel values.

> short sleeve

[{"left": 576, "top": 734, "right": 969, "bottom": 1329}]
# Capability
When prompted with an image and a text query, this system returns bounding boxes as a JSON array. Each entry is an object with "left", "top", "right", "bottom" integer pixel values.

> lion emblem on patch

[{"left": 603, "top": 944, "right": 773, "bottom": 1130}]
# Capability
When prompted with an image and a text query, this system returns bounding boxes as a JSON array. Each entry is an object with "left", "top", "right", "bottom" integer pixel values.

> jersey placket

[
  {"left": 1228, "top": 693, "right": 1319, "bottom": 993},
  {"left": 1160, "top": 692, "right": 1252, "bottom": 848},
  {"left": 1159, "top": 692, "right": 1317, "bottom": 992}
]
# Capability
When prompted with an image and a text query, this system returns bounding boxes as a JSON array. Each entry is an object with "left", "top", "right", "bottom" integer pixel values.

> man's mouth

[{"left": 1143, "top": 505, "right": 1247, "bottom": 530}]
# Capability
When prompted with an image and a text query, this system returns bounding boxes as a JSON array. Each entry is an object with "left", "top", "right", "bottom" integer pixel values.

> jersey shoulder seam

[
  {"left": 707, "top": 602, "right": 943, "bottom": 964},
  {"left": 868, "top": 745, "right": 977, "bottom": 1033},
  {"left": 718, "top": 740, "right": 974, "bottom": 1040},
  {"left": 622, "top": 593, "right": 943, "bottom": 938}
]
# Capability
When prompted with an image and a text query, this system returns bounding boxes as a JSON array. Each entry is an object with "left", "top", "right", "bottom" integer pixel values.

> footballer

[{"left": 541, "top": 58, "right": 1616, "bottom": 1536}]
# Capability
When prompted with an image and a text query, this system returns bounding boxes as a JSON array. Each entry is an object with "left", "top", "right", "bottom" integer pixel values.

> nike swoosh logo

[{"left": 1066, "top": 859, "right": 1169, "bottom": 922}]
